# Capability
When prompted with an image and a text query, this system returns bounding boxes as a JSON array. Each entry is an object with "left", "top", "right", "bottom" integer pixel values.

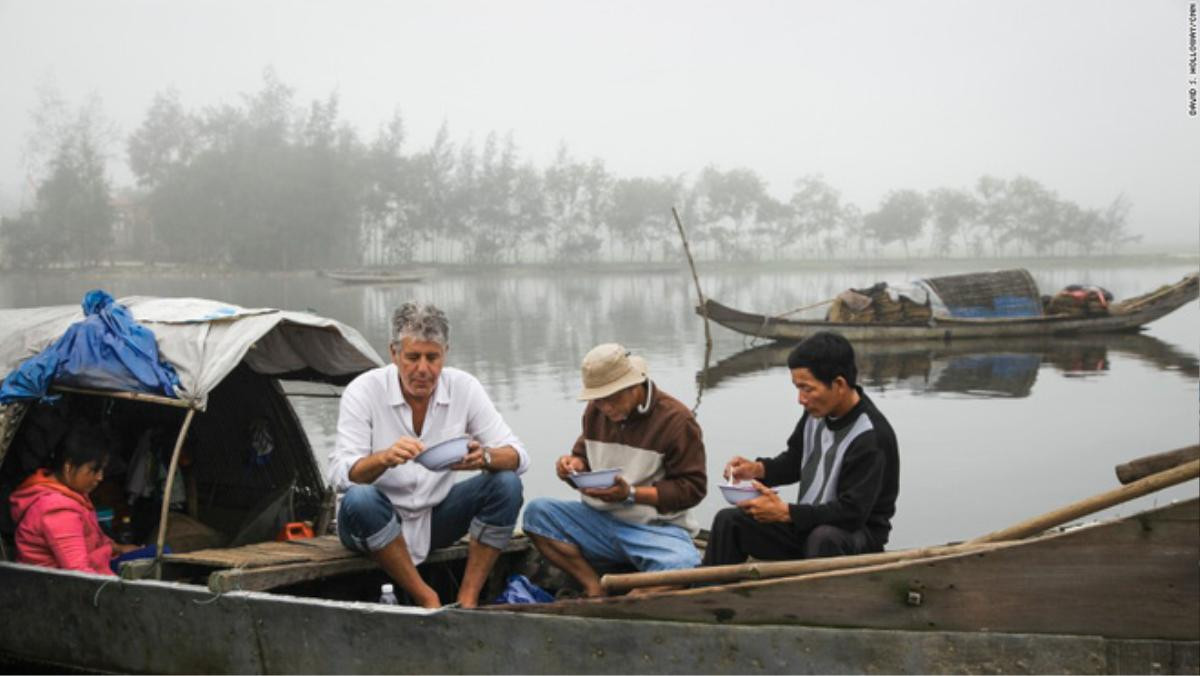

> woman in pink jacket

[{"left": 9, "top": 425, "right": 136, "bottom": 575}]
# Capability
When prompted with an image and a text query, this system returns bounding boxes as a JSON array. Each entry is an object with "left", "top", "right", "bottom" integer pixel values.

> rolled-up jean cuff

[
  {"left": 365, "top": 516, "right": 404, "bottom": 552},
  {"left": 470, "top": 517, "right": 514, "bottom": 550}
]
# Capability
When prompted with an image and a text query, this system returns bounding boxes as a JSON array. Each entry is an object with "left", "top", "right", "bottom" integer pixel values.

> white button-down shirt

[{"left": 327, "top": 364, "right": 527, "bottom": 564}]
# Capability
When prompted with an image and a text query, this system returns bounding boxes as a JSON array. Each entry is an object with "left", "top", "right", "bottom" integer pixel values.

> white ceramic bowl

[
  {"left": 569, "top": 468, "right": 622, "bottom": 489},
  {"left": 414, "top": 435, "right": 469, "bottom": 471},
  {"left": 719, "top": 483, "right": 761, "bottom": 504}
]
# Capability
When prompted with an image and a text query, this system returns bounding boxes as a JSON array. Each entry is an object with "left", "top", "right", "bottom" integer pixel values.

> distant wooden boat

[
  {"left": 319, "top": 268, "right": 426, "bottom": 284},
  {"left": 700, "top": 270, "right": 1198, "bottom": 342}
]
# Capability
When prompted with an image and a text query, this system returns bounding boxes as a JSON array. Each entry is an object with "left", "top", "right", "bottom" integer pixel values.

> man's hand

[
  {"left": 555, "top": 454, "right": 587, "bottom": 479},
  {"left": 449, "top": 439, "right": 488, "bottom": 471},
  {"left": 377, "top": 437, "right": 425, "bottom": 467},
  {"left": 739, "top": 480, "right": 791, "bottom": 523},
  {"left": 724, "top": 455, "right": 765, "bottom": 482},
  {"left": 583, "top": 476, "right": 632, "bottom": 503}
]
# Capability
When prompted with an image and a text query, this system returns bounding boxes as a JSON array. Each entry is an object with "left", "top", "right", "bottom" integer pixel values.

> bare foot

[{"left": 414, "top": 589, "right": 441, "bottom": 609}]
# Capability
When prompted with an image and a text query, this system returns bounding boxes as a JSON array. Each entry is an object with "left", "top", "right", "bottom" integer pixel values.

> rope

[
  {"left": 193, "top": 589, "right": 227, "bottom": 605},
  {"left": 748, "top": 296, "right": 838, "bottom": 347},
  {"left": 773, "top": 297, "right": 836, "bottom": 319},
  {"left": 92, "top": 577, "right": 120, "bottom": 608}
]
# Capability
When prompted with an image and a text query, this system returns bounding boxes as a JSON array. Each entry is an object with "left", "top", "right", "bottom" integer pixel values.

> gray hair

[{"left": 391, "top": 302, "right": 450, "bottom": 348}]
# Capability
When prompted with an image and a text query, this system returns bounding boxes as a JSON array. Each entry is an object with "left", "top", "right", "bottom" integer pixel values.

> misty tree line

[{"left": 1, "top": 72, "right": 1139, "bottom": 270}]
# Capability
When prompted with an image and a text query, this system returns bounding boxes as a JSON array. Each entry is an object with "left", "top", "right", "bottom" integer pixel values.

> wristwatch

[
  {"left": 481, "top": 447, "right": 493, "bottom": 471},
  {"left": 623, "top": 483, "right": 637, "bottom": 506}
]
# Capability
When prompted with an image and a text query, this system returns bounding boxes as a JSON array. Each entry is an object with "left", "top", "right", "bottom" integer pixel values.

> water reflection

[
  {"left": 697, "top": 333, "right": 1200, "bottom": 399},
  {"left": 4, "top": 263, "right": 1197, "bottom": 549}
]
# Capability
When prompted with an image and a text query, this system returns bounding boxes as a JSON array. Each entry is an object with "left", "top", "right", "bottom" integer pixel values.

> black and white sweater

[{"left": 757, "top": 388, "right": 899, "bottom": 547}]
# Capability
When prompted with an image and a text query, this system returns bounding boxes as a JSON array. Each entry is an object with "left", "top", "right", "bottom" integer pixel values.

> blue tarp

[
  {"left": 0, "top": 289, "right": 181, "bottom": 404},
  {"left": 945, "top": 295, "right": 1042, "bottom": 319}
]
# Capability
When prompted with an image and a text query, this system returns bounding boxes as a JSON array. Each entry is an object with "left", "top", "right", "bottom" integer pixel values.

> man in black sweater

[{"left": 702, "top": 331, "right": 899, "bottom": 566}]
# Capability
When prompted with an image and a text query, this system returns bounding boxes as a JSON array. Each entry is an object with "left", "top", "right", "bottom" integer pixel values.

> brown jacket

[{"left": 571, "top": 382, "right": 707, "bottom": 533}]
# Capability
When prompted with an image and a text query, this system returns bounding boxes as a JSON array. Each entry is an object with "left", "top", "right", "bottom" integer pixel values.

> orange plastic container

[{"left": 276, "top": 522, "right": 315, "bottom": 541}]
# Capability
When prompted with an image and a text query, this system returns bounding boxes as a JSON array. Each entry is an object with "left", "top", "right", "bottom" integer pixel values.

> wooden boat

[
  {"left": 700, "top": 270, "right": 1198, "bottom": 342},
  {"left": 1, "top": 297, "right": 1197, "bottom": 673},
  {"left": 1, "top": 455, "right": 1195, "bottom": 674},
  {"left": 319, "top": 268, "right": 426, "bottom": 284}
]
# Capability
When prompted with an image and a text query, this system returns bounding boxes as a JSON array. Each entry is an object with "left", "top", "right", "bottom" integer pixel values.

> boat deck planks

[
  {"left": 162, "top": 534, "right": 532, "bottom": 592},
  {"left": 507, "top": 498, "right": 1199, "bottom": 641},
  {"left": 164, "top": 535, "right": 354, "bottom": 568}
]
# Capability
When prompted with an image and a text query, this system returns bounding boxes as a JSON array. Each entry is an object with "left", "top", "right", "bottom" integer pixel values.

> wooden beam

[
  {"left": 204, "top": 536, "right": 532, "bottom": 593},
  {"left": 209, "top": 556, "right": 378, "bottom": 593},
  {"left": 602, "top": 541, "right": 1004, "bottom": 592},
  {"left": 50, "top": 384, "right": 195, "bottom": 409},
  {"left": 1115, "top": 445, "right": 1200, "bottom": 484}
]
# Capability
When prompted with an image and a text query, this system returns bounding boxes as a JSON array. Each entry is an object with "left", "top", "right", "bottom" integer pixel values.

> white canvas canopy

[{"left": 0, "top": 296, "right": 385, "bottom": 409}]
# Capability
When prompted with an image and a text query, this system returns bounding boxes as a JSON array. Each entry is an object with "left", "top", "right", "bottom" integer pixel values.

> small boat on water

[
  {"left": 319, "top": 268, "right": 427, "bottom": 284},
  {"left": 700, "top": 269, "right": 1199, "bottom": 342},
  {"left": 0, "top": 296, "right": 1197, "bottom": 674}
]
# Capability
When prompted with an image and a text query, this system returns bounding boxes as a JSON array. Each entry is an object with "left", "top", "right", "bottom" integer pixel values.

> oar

[
  {"left": 601, "top": 541, "right": 1007, "bottom": 592},
  {"left": 600, "top": 457, "right": 1199, "bottom": 593}
]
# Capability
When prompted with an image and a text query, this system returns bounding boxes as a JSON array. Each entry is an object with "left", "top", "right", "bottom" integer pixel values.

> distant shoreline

[{"left": 1, "top": 251, "right": 1195, "bottom": 279}]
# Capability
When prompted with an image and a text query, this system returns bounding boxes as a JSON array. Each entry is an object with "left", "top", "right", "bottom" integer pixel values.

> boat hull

[
  {"left": 513, "top": 500, "right": 1199, "bottom": 643},
  {"left": 0, "top": 561, "right": 1196, "bottom": 674},
  {"left": 700, "top": 272, "right": 1198, "bottom": 342}
]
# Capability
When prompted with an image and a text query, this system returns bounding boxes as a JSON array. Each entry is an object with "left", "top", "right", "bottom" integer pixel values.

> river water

[{"left": 3, "top": 260, "right": 1197, "bottom": 549}]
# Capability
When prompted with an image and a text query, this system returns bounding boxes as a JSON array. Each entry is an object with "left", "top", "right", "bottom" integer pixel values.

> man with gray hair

[{"left": 327, "top": 302, "right": 527, "bottom": 608}]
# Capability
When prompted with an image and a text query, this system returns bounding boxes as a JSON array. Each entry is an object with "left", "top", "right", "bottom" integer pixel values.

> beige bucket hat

[{"left": 577, "top": 343, "right": 649, "bottom": 401}]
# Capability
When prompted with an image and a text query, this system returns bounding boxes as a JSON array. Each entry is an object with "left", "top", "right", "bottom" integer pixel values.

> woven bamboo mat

[{"left": 164, "top": 535, "right": 355, "bottom": 569}]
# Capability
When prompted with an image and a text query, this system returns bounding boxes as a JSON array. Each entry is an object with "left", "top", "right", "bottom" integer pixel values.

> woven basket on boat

[
  {"left": 1046, "top": 292, "right": 1110, "bottom": 317},
  {"left": 827, "top": 284, "right": 932, "bottom": 324},
  {"left": 921, "top": 269, "right": 1043, "bottom": 318}
]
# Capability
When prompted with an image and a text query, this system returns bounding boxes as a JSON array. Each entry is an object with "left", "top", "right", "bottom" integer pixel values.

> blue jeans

[
  {"left": 522, "top": 498, "right": 700, "bottom": 572},
  {"left": 338, "top": 471, "right": 523, "bottom": 553}
]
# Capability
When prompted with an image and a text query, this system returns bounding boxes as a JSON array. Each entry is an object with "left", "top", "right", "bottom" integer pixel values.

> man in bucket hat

[{"left": 522, "top": 343, "right": 707, "bottom": 597}]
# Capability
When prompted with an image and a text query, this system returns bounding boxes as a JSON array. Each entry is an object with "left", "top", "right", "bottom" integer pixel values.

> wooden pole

[
  {"left": 601, "top": 541, "right": 1005, "bottom": 593},
  {"left": 968, "top": 459, "right": 1199, "bottom": 544},
  {"left": 154, "top": 407, "right": 197, "bottom": 578},
  {"left": 672, "top": 206, "right": 713, "bottom": 413},
  {"left": 672, "top": 207, "right": 711, "bottom": 356},
  {"left": 1115, "top": 445, "right": 1199, "bottom": 484}
]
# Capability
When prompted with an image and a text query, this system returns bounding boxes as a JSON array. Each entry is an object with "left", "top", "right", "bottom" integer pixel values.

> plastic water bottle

[
  {"left": 116, "top": 516, "right": 136, "bottom": 545},
  {"left": 379, "top": 583, "right": 398, "bottom": 605}
]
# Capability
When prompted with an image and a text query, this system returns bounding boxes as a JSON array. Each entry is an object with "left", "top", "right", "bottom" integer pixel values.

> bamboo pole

[
  {"left": 601, "top": 541, "right": 1005, "bottom": 593},
  {"left": 50, "top": 384, "right": 192, "bottom": 409},
  {"left": 968, "top": 459, "right": 1199, "bottom": 544},
  {"left": 672, "top": 207, "right": 711, "bottom": 357},
  {"left": 1114, "top": 445, "right": 1199, "bottom": 485},
  {"left": 154, "top": 407, "right": 197, "bottom": 579},
  {"left": 601, "top": 458, "right": 1199, "bottom": 592}
]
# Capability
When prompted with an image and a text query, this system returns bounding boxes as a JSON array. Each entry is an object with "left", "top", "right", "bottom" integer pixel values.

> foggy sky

[{"left": 1, "top": 0, "right": 1197, "bottom": 246}]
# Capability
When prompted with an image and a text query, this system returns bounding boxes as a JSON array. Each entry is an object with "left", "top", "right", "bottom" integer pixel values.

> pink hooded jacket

[{"left": 9, "top": 469, "right": 115, "bottom": 576}]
